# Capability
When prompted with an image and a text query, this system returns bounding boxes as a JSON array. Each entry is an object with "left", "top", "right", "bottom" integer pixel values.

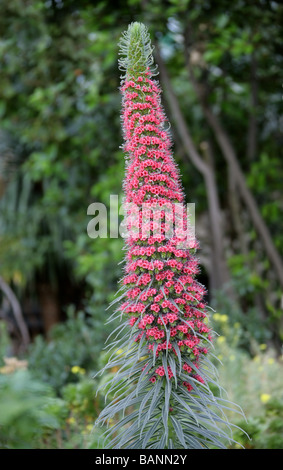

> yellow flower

[
  {"left": 267, "top": 358, "right": 274, "bottom": 365},
  {"left": 260, "top": 393, "right": 271, "bottom": 404},
  {"left": 220, "top": 314, "right": 228, "bottom": 323},
  {"left": 259, "top": 344, "right": 267, "bottom": 351},
  {"left": 213, "top": 313, "right": 228, "bottom": 323}
]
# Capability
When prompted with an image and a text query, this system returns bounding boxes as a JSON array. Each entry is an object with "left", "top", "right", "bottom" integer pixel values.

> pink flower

[
  {"left": 118, "top": 61, "right": 212, "bottom": 389},
  {"left": 150, "top": 304, "right": 160, "bottom": 313}
]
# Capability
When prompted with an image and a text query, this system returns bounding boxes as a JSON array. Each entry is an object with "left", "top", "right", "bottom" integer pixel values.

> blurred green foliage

[
  {"left": 0, "top": 0, "right": 123, "bottom": 299},
  {"left": 0, "top": 0, "right": 282, "bottom": 339},
  {"left": 0, "top": 369, "right": 58, "bottom": 449}
]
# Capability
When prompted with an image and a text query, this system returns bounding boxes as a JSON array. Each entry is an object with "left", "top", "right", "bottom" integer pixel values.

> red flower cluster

[{"left": 120, "top": 69, "right": 211, "bottom": 390}]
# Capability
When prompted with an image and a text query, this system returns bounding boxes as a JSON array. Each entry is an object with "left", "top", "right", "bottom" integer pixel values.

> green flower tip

[{"left": 118, "top": 22, "right": 157, "bottom": 78}]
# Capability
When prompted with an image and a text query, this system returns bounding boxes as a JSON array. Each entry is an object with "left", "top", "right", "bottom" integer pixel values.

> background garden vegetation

[{"left": 0, "top": 0, "right": 282, "bottom": 449}]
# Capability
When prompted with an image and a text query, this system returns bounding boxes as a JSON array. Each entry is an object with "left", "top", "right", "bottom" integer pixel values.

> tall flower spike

[{"left": 95, "top": 22, "right": 247, "bottom": 449}]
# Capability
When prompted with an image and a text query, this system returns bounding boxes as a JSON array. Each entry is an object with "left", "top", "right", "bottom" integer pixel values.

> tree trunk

[
  {"left": 155, "top": 47, "right": 232, "bottom": 293},
  {"left": 183, "top": 38, "right": 283, "bottom": 289}
]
